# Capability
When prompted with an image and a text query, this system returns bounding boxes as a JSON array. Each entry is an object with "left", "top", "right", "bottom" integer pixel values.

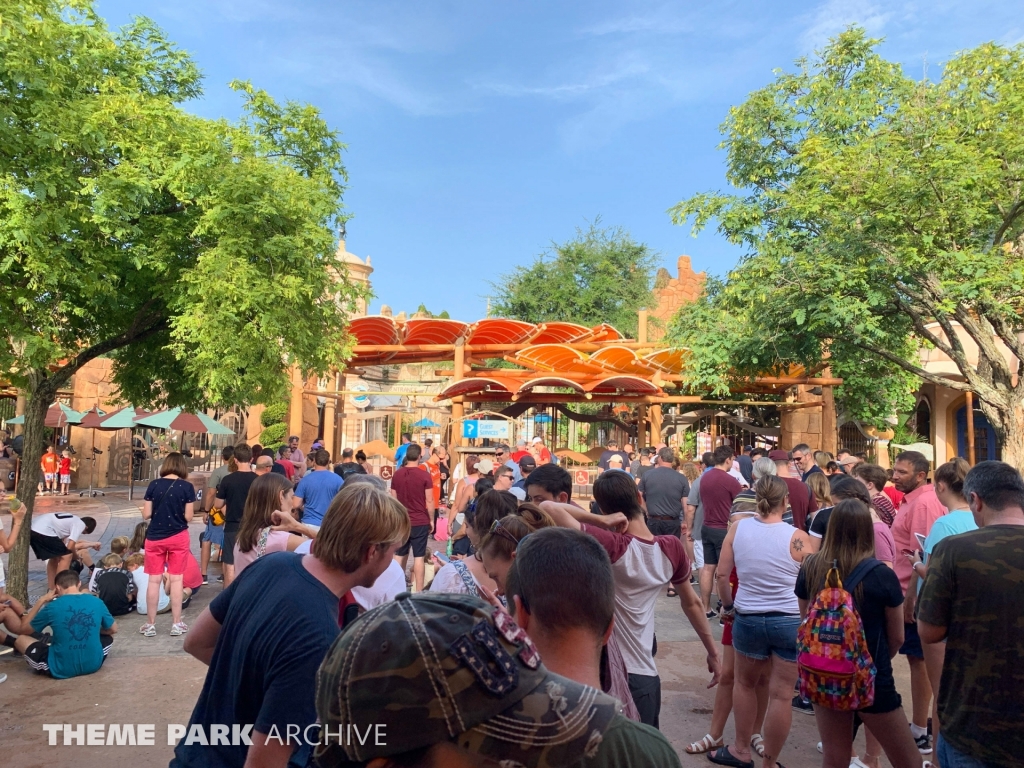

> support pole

[
  {"left": 638, "top": 309, "right": 648, "bottom": 345},
  {"left": 637, "top": 404, "right": 648, "bottom": 448},
  {"left": 323, "top": 374, "right": 337, "bottom": 460},
  {"left": 452, "top": 339, "right": 466, "bottom": 449},
  {"left": 650, "top": 404, "right": 663, "bottom": 446},
  {"left": 966, "top": 391, "right": 976, "bottom": 466}
]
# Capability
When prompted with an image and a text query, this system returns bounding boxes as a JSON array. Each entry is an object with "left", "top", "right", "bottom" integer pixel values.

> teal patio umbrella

[
  {"left": 7, "top": 401, "right": 84, "bottom": 428},
  {"left": 134, "top": 407, "right": 235, "bottom": 435},
  {"left": 411, "top": 417, "right": 440, "bottom": 428}
]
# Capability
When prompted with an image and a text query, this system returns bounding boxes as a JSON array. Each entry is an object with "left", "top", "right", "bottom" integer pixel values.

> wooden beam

[{"left": 966, "top": 390, "right": 976, "bottom": 466}]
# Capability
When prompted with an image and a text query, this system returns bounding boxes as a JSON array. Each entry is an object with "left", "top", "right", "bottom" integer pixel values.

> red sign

[
  {"left": 380, "top": 465, "right": 395, "bottom": 481},
  {"left": 574, "top": 470, "right": 589, "bottom": 486}
]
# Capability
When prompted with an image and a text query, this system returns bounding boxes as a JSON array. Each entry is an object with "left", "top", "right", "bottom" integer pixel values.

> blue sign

[
  {"left": 461, "top": 420, "right": 510, "bottom": 439},
  {"left": 534, "top": 414, "right": 552, "bottom": 423}
]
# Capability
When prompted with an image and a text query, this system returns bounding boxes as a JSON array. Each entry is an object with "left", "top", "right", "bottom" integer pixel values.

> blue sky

[{"left": 96, "top": 0, "right": 1024, "bottom": 319}]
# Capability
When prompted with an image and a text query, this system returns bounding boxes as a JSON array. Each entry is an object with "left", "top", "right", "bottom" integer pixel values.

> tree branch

[
  {"left": 993, "top": 200, "right": 1024, "bottom": 246},
  {"left": 989, "top": 313, "right": 1024, "bottom": 368},
  {"left": 49, "top": 315, "right": 169, "bottom": 390},
  {"left": 851, "top": 340, "right": 972, "bottom": 393}
]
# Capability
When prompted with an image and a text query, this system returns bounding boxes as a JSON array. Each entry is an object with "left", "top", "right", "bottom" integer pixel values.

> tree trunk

[
  {"left": 5, "top": 375, "right": 56, "bottom": 604},
  {"left": 998, "top": 402, "right": 1024, "bottom": 471}
]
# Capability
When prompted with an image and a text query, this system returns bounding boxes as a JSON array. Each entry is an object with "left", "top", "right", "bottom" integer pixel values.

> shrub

[
  {"left": 259, "top": 422, "right": 287, "bottom": 446},
  {"left": 261, "top": 403, "right": 289, "bottom": 428}
]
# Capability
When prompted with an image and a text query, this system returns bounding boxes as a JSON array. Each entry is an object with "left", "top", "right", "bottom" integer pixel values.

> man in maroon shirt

[
  {"left": 389, "top": 444, "right": 434, "bottom": 592},
  {"left": 698, "top": 445, "right": 742, "bottom": 617},
  {"left": 769, "top": 449, "right": 818, "bottom": 532}
]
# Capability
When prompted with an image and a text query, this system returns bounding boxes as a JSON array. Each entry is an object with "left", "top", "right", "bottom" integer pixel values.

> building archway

[
  {"left": 913, "top": 397, "right": 932, "bottom": 445},
  {"left": 952, "top": 398, "right": 1000, "bottom": 463}
]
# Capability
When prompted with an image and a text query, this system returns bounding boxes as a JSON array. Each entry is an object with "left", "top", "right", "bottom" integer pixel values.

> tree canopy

[
  {"left": 490, "top": 222, "right": 658, "bottom": 337},
  {"left": 668, "top": 29, "right": 1024, "bottom": 465},
  {"left": 0, "top": 0, "right": 363, "bottom": 599}
]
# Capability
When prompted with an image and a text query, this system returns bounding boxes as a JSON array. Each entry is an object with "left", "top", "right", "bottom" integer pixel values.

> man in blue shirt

[
  {"left": 9, "top": 569, "right": 117, "bottom": 678},
  {"left": 393, "top": 432, "right": 413, "bottom": 467},
  {"left": 293, "top": 449, "right": 344, "bottom": 526}
]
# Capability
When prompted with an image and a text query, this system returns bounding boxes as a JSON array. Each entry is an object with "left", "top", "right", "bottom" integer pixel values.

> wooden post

[
  {"left": 966, "top": 391, "right": 976, "bottom": 465},
  {"left": 649, "top": 404, "right": 663, "bottom": 446},
  {"left": 287, "top": 367, "right": 304, "bottom": 446},
  {"left": 452, "top": 339, "right": 466, "bottom": 449},
  {"left": 637, "top": 404, "right": 648, "bottom": 448},
  {"left": 638, "top": 309, "right": 648, "bottom": 345},
  {"left": 322, "top": 373, "right": 337, "bottom": 460}
]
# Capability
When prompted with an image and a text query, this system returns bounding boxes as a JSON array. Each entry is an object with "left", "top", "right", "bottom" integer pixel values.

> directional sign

[
  {"left": 380, "top": 465, "right": 395, "bottom": 481},
  {"left": 462, "top": 420, "right": 478, "bottom": 438},
  {"left": 478, "top": 421, "right": 509, "bottom": 439}
]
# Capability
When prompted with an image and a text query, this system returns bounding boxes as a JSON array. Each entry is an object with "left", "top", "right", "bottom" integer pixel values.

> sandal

[
  {"left": 685, "top": 733, "right": 723, "bottom": 754},
  {"left": 751, "top": 734, "right": 766, "bottom": 758},
  {"left": 667, "top": 587, "right": 678, "bottom": 598},
  {"left": 707, "top": 746, "right": 754, "bottom": 768}
]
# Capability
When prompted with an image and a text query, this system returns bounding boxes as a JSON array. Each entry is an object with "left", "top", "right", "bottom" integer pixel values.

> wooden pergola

[{"left": 343, "top": 312, "right": 841, "bottom": 449}]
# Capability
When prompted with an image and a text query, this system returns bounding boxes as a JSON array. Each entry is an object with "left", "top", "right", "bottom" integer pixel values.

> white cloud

[{"left": 801, "top": 0, "right": 892, "bottom": 52}]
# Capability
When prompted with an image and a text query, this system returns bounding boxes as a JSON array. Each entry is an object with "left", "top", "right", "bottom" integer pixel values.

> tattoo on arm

[{"left": 792, "top": 537, "right": 804, "bottom": 552}]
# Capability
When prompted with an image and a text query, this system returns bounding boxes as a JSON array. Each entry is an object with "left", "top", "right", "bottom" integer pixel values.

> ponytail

[{"left": 754, "top": 475, "right": 788, "bottom": 518}]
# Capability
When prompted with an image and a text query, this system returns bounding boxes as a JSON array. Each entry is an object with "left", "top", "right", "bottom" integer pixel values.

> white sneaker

[
  {"left": 850, "top": 758, "right": 872, "bottom": 768},
  {"left": 0, "top": 672, "right": 7, "bottom": 684},
  {"left": 170, "top": 622, "right": 188, "bottom": 636},
  {"left": 817, "top": 742, "right": 823, "bottom": 753},
  {"left": 139, "top": 623, "right": 156, "bottom": 637}
]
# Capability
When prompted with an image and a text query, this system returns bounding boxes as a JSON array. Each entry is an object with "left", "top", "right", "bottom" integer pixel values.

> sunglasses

[{"left": 489, "top": 519, "right": 522, "bottom": 547}]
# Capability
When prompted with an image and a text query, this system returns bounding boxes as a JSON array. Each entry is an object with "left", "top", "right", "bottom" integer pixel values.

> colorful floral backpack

[{"left": 797, "top": 558, "right": 879, "bottom": 711}]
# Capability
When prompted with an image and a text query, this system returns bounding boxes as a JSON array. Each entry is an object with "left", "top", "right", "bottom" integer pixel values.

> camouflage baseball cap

[{"left": 315, "top": 592, "right": 619, "bottom": 767}]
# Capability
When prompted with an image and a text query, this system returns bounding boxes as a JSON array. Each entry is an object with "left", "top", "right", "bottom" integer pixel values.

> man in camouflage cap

[{"left": 315, "top": 592, "right": 620, "bottom": 767}]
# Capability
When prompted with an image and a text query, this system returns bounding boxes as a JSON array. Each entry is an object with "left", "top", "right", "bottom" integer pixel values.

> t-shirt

[
  {"left": 801, "top": 464, "right": 824, "bottom": 482},
  {"left": 873, "top": 521, "right": 896, "bottom": 563},
  {"left": 782, "top": 476, "right": 817, "bottom": 532},
  {"left": 31, "top": 512, "right": 87, "bottom": 542},
  {"left": 579, "top": 713, "right": 683, "bottom": 767},
  {"left": 30, "top": 593, "right": 115, "bottom": 679},
  {"left": 391, "top": 464, "right": 433, "bottom": 527},
  {"left": 92, "top": 567, "right": 136, "bottom": 616},
  {"left": 171, "top": 553, "right": 340, "bottom": 768},
  {"left": 350, "top": 559, "right": 407, "bottom": 611},
  {"left": 796, "top": 560, "right": 903, "bottom": 690},
  {"left": 208, "top": 463, "right": 231, "bottom": 494},
  {"left": 130, "top": 567, "right": 169, "bottom": 614},
  {"left": 891, "top": 483, "right": 947, "bottom": 594},
  {"left": 233, "top": 529, "right": 292, "bottom": 577},
  {"left": 923, "top": 510, "right": 977, "bottom": 558},
  {"left": 687, "top": 476, "right": 704, "bottom": 539},
  {"left": 41, "top": 452, "right": 58, "bottom": 473},
  {"left": 143, "top": 477, "right": 196, "bottom": 540},
  {"left": 333, "top": 460, "right": 366, "bottom": 480},
  {"left": 809, "top": 506, "right": 834, "bottom": 539},
  {"left": 698, "top": 468, "right": 742, "bottom": 529},
  {"left": 917, "top": 526, "right": 1024, "bottom": 767},
  {"left": 599, "top": 450, "right": 631, "bottom": 471},
  {"left": 393, "top": 443, "right": 411, "bottom": 467},
  {"left": 216, "top": 471, "right": 258, "bottom": 531},
  {"left": 294, "top": 469, "right": 344, "bottom": 526},
  {"left": 736, "top": 454, "right": 753, "bottom": 485},
  {"left": 882, "top": 485, "right": 904, "bottom": 508},
  {"left": 638, "top": 467, "right": 690, "bottom": 520},
  {"left": 422, "top": 461, "right": 442, "bottom": 507},
  {"left": 581, "top": 525, "right": 689, "bottom": 676},
  {"left": 58, "top": 456, "right": 71, "bottom": 475}
]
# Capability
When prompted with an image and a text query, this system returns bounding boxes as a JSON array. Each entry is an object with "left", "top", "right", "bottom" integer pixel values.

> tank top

[{"left": 733, "top": 516, "right": 801, "bottom": 615}]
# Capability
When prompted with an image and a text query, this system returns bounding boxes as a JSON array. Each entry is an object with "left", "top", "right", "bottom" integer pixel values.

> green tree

[
  {"left": 490, "top": 222, "right": 658, "bottom": 337},
  {"left": 669, "top": 29, "right": 1024, "bottom": 466},
  {"left": 0, "top": 0, "right": 364, "bottom": 601}
]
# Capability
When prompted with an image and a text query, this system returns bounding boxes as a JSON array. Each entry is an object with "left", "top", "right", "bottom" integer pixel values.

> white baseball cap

[{"left": 532, "top": 437, "right": 543, "bottom": 444}]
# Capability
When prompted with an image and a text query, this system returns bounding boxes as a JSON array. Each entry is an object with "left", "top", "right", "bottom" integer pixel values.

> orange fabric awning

[
  {"left": 467, "top": 319, "right": 537, "bottom": 345},
  {"left": 528, "top": 322, "right": 592, "bottom": 344},
  {"left": 585, "top": 375, "right": 663, "bottom": 395},
  {"left": 512, "top": 345, "right": 605, "bottom": 376},
  {"left": 402, "top": 318, "right": 469, "bottom": 345},
  {"left": 590, "top": 346, "right": 656, "bottom": 375}
]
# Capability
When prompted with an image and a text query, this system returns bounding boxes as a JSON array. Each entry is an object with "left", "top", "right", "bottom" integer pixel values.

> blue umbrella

[{"left": 411, "top": 418, "right": 440, "bottom": 429}]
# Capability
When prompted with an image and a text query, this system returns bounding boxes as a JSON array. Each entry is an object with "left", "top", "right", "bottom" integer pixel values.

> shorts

[
  {"left": 396, "top": 525, "right": 430, "bottom": 558},
  {"left": 732, "top": 612, "right": 800, "bottom": 662},
  {"left": 693, "top": 539, "right": 704, "bottom": 569},
  {"left": 647, "top": 517, "right": 681, "bottom": 538},
  {"left": 29, "top": 531, "right": 73, "bottom": 560},
  {"left": 222, "top": 529, "right": 238, "bottom": 565},
  {"left": 855, "top": 670, "right": 902, "bottom": 714},
  {"left": 202, "top": 516, "right": 224, "bottom": 547},
  {"left": 59, "top": 474, "right": 71, "bottom": 484},
  {"left": 700, "top": 525, "right": 728, "bottom": 566},
  {"left": 899, "top": 621, "right": 924, "bottom": 658},
  {"left": 144, "top": 529, "right": 191, "bottom": 576},
  {"left": 25, "top": 634, "right": 112, "bottom": 676},
  {"left": 43, "top": 473, "right": 55, "bottom": 481}
]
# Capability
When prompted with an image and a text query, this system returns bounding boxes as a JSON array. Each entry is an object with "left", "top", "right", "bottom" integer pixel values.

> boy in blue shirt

[
  {"left": 293, "top": 448, "right": 344, "bottom": 526},
  {"left": 12, "top": 569, "right": 117, "bottom": 678}
]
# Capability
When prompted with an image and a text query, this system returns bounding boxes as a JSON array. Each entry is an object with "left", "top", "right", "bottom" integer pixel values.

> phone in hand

[
  {"left": 432, "top": 551, "right": 451, "bottom": 565},
  {"left": 901, "top": 549, "right": 918, "bottom": 558}
]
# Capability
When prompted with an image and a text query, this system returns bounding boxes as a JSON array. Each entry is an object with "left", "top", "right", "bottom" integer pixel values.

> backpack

[{"left": 797, "top": 558, "right": 879, "bottom": 711}]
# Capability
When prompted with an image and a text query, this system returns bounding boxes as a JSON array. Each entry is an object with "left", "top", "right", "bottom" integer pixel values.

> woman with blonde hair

[
  {"left": 140, "top": 452, "right": 195, "bottom": 638},
  {"left": 806, "top": 471, "right": 832, "bottom": 511},
  {"left": 710, "top": 476, "right": 813, "bottom": 768},
  {"left": 233, "top": 472, "right": 317, "bottom": 577},
  {"left": 429, "top": 490, "right": 517, "bottom": 599}
]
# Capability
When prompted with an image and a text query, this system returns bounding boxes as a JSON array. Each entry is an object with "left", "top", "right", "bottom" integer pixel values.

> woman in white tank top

[{"left": 708, "top": 476, "right": 814, "bottom": 768}]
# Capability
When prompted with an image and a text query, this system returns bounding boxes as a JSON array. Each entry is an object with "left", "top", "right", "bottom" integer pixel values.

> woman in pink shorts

[{"left": 141, "top": 452, "right": 195, "bottom": 638}]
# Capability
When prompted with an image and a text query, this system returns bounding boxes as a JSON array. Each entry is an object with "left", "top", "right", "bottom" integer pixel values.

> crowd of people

[{"left": 0, "top": 432, "right": 1021, "bottom": 768}]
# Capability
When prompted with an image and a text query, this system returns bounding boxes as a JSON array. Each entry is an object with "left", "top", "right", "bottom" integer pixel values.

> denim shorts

[{"left": 732, "top": 612, "right": 801, "bottom": 662}]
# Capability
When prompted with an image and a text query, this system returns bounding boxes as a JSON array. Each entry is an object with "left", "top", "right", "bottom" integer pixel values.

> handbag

[{"left": 209, "top": 507, "right": 226, "bottom": 527}]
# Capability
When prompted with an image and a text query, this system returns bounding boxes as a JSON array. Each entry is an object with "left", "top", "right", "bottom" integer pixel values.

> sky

[{"left": 95, "top": 0, "right": 1024, "bottom": 319}]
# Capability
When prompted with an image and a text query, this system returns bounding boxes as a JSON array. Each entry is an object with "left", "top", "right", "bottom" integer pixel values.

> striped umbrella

[{"left": 133, "top": 407, "right": 235, "bottom": 435}]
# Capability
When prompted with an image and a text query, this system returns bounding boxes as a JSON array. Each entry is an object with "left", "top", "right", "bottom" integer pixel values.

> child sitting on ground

[
  {"left": 90, "top": 552, "right": 137, "bottom": 617},
  {"left": 88, "top": 536, "right": 130, "bottom": 591},
  {"left": 126, "top": 553, "right": 170, "bottom": 615},
  {"left": 125, "top": 521, "right": 148, "bottom": 557}
]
